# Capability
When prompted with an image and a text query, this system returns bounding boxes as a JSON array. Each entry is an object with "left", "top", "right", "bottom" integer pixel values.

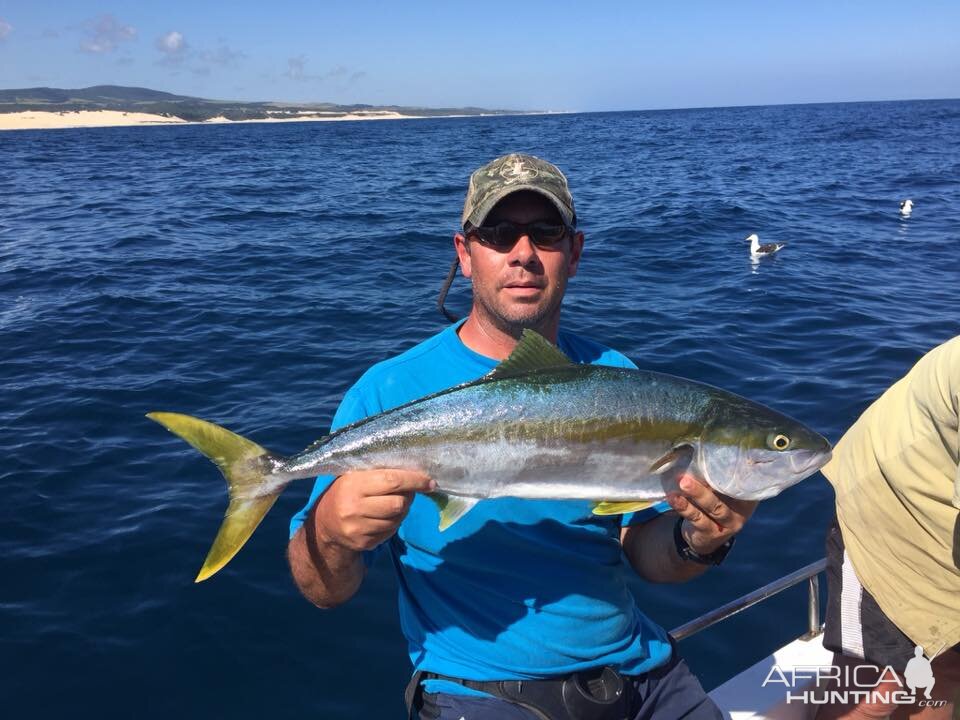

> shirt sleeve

[
  {"left": 920, "top": 339, "right": 960, "bottom": 510},
  {"left": 288, "top": 382, "right": 384, "bottom": 565},
  {"left": 954, "top": 459, "right": 960, "bottom": 510},
  {"left": 954, "top": 391, "right": 960, "bottom": 510},
  {"left": 607, "top": 350, "right": 638, "bottom": 371},
  {"left": 902, "top": 337, "right": 960, "bottom": 510},
  {"left": 621, "top": 500, "right": 672, "bottom": 527}
]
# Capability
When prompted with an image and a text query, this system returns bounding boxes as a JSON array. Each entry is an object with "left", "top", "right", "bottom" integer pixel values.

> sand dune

[{"left": 0, "top": 109, "right": 420, "bottom": 131}]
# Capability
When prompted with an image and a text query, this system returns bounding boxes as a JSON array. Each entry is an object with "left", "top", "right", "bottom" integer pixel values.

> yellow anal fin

[
  {"left": 591, "top": 500, "right": 657, "bottom": 516},
  {"left": 427, "top": 492, "right": 480, "bottom": 530}
]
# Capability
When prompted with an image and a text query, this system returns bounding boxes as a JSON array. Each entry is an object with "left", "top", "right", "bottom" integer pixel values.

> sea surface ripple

[{"left": 1, "top": 100, "right": 958, "bottom": 718}]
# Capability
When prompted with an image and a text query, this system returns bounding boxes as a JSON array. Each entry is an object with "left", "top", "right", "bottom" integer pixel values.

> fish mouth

[{"left": 791, "top": 448, "right": 832, "bottom": 476}]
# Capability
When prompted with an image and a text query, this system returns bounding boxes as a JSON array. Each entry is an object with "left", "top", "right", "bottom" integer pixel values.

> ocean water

[{"left": 2, "top": 100, "right": 958, "bottom": 718}]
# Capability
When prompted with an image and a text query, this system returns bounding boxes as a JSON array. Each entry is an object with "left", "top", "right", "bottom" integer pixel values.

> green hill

[{"left": 0, "top": 85, "right": 518, "bottom": 122}]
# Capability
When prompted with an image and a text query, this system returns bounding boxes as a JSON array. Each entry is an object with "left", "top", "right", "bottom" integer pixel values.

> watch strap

[{"left": 673, "top": 516, "right": 735, "bottom": 565}]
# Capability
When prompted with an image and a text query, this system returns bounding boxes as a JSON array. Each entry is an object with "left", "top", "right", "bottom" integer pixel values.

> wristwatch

[{"left": 673, "top": 517, "right": 735, "bottom": 566}]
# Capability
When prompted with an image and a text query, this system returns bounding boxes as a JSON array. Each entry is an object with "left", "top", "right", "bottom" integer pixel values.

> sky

[{"left": 0, "top": 0, "right": 957, "bottom": 112}]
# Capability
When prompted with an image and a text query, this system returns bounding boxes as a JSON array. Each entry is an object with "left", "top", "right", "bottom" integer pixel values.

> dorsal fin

[{"left": 486, "top": 329, "right": 572, "bottom": 380}]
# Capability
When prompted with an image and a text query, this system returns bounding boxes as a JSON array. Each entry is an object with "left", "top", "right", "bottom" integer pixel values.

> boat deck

[
  {"left": 672, "top": 559, "right": 832, "bottom": 719},
  {"left": 709, "top": 635, "right": 833, "bottom": 719}
]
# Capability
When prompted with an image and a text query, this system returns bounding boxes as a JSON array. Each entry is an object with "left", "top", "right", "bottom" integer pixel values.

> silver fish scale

[{"left": 279, "top": 366, "right": 716, "bottom": 500}]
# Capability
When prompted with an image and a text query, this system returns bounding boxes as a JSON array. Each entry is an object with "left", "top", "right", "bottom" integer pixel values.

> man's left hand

[{"left": 667, "top": 474, "right": 758, "bottom": 555}]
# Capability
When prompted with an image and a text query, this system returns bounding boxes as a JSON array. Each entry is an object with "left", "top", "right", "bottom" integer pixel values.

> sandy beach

[{"left": 0, "top": 109, "right": 421, "bottom": 131}]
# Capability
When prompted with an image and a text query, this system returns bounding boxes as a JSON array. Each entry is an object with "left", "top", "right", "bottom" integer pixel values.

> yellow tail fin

[{"left": 147, "top": 412, "right": 285, "bottom": 582}]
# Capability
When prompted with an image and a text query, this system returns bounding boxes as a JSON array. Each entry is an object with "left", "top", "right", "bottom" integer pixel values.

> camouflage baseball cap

[{"left": 461, "top": 153, "right": 576, "bottom": 229}]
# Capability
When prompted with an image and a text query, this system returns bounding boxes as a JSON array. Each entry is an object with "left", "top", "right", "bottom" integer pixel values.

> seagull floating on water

[
  {"left": 900, "top": 199, "right": 913, "bottom": 217},
  {"left": 746, "top": 233, "right": 785, "bottom": 259}
]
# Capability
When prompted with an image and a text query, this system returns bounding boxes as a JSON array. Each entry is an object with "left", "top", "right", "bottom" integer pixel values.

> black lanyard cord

[{"left": 436, "top": 256, "right": 461, "bottom": 323}]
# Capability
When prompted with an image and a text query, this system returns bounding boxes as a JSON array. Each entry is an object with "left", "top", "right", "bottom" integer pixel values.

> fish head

[{"left": 696, "top": 398, "right": 832, "bottom": 501}]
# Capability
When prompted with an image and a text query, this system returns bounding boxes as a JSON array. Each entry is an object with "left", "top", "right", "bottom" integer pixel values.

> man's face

[{"left": 455, "top": 191, "right": 583, "bottom": 333}]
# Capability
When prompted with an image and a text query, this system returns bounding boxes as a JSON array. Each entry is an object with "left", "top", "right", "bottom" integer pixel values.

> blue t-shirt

[{"left": 290, "top": 321, "right": 673, "bottom": 687}]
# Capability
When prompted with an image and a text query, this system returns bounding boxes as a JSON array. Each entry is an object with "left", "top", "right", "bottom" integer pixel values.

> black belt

[{"left": 406, "top": 665, "right": 633, "bottom": 720}]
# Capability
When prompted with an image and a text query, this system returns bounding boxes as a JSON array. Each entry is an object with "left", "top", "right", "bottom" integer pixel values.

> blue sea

[{"left": 2, "top": 99, "right": 958, "bottom": 718}]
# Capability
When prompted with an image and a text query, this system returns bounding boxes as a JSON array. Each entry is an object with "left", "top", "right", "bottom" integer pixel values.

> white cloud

[
  {"left": 200, "top": 45, "right": 245, "bottom": 67},
  {"left": 284, "top": 57, "right": 365, "bottom": 85},
  {"left": 0, "top": 19, "right": 12, "bottom": 41},
  {"left": 327, "top": 65, "right": 367, "bottom": 84},
  {"left": 80, "top": 14, "right": 136, "bottom": 53},
  {"left": 155, "top": 33, "right": 244, "bottom": 76},
  {"left": 155, "top": 31, "right": 189, "bottom": 68},
  {"left": 284, "top": 55, "right": 316, "bottom": 81},
  {"left": 157, "top": 31, "right": 185, "bottom": 55}
]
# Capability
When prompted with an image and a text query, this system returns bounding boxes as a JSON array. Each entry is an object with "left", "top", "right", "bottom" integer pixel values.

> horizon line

[{"left": 2, "top": 83, "right": 958, "bottom": 115}]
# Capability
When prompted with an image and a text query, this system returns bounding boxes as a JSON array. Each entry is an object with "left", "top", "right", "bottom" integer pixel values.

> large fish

[{"left": 149, "top": 330, "right": 831, "bottom": 582}]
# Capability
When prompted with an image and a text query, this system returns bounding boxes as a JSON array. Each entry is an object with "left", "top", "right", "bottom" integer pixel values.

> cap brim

[{"left": 465, "top": 184, "right": 575, "bottom": 228}]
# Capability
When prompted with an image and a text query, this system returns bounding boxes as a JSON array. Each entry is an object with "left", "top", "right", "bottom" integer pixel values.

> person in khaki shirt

[{"left": 817, "top": 335, "right": 960, "bottom": 720}]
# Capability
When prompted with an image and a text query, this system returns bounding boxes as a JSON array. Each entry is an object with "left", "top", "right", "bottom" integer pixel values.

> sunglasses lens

[
  {"left": 529, "top": 223, "right": 567, "bottom": 245},
  {"left": 473, "top": 225, "right": 513, "bottom": 247},
  {"left": 472, "top": 222, "right": 569, "bottom": 248}
]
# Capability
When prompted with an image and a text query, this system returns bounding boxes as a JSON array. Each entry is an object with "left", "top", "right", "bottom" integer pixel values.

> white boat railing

[{"left": 670, "top": 559, "right": 827, "bottom": 642}]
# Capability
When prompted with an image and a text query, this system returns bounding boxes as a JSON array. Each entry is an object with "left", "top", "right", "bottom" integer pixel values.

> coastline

[{"left": 0, "top": 108, "right": 427, "bottom": 131}]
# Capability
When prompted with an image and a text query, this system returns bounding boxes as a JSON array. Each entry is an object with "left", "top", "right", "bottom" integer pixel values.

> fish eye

[{"left": 767, "top": 433, "right": 791, "bottom": 451}]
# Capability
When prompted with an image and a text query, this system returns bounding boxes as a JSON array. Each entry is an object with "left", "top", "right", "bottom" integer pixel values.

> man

[
  {"left": 817, "top": 336, "right": 960, "bottom": 720},
  {"left": 287, "top": 153, "right": 756, "bottom": 719}
]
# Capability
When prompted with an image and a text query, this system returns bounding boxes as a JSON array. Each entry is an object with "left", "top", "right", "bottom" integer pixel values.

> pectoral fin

[
  {"left": 591, "top": 500, "right": 657, "bottom": 516},
  {"left": 649, "top": 444, "right": 694, "bottom": 475},
  {"left": 427, "top": 492, "right": 480, "bottom": 530}
]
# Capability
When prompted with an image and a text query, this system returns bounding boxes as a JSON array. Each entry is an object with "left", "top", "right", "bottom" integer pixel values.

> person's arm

[
  {"left": 621, "top": 474, "right": 757, "bottom": 583},
  {"left": 288, "top": 468, "right": 434, "bottom": 608},
  {"left": 953, "top": 460, "right": 959, "bottom": 510},
  {"left": 954, "top": 392, "right": 960, "bottom": 510}
]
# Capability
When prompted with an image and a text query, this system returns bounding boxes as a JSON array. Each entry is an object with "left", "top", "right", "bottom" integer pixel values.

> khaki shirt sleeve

[
  {"left": 955, "top": 390, "right": 960, "bottom": 509},
  {"left": 954, "top": 459, "right": 960, "bottom": 509},
  {"left": 929, "top": 339, "right": 960, "bottom": 510}
]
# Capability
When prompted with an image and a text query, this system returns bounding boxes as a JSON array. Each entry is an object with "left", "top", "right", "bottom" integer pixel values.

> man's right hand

[{"left": 312, "top": 469, "right": 435, "bottom": 552}]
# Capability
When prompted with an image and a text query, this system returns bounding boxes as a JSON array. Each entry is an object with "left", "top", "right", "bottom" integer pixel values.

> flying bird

[{"left": 746, "top": 233, "right": 785, "bottom": 259}]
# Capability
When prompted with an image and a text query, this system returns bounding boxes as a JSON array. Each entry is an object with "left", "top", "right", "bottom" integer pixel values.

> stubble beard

[{"left": 473, "top": 278, "right": 566, "bottom": 337}]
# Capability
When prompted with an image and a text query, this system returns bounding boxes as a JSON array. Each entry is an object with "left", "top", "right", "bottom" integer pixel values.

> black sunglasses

[{"left": 464, "top": 221, "right": 573, "bottom": 249}]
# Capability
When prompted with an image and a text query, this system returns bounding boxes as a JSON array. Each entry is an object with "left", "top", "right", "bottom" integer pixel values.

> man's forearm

[
  {"left": 287, "top": 501, "right": 365, "bottom": 608},
  {"left": 621, "top": 512, "right": 710, "bottom": 584}
]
